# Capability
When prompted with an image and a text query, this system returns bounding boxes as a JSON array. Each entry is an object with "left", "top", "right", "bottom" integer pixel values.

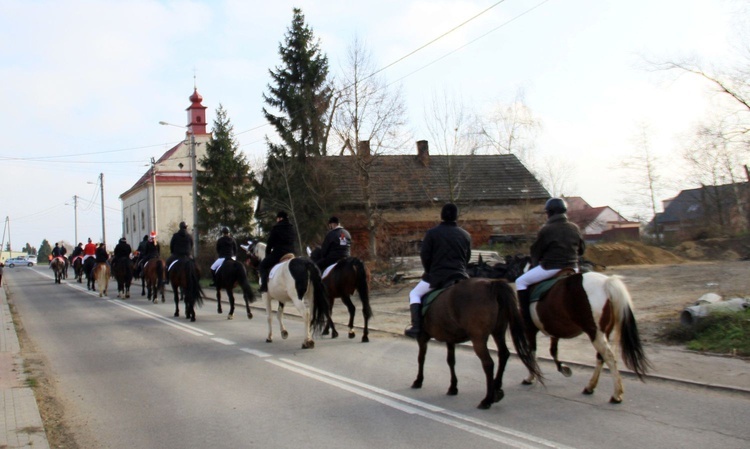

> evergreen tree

[
  {"left": 38, "top": 239, "right": 52, "bottom": 262},
  {"left": 258, "top": 7, "right": 335, "bottom": 249},
  {"left": 197, "top": 105, "right": 256, "bottom": 240}
]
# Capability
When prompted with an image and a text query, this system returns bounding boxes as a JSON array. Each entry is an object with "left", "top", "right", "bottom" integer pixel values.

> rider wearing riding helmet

[
  {"left": 209, "top": 227, "right": 238, "bottom": 287},
  {"left": 167, "top": 222, "right": 194, "bottom": 268},
  {"left": 515, "top": 197, "right": 586, "bottom": 321},
  {"left": 404, "top": 203, "right": 472, "bottom": 338},
  {"left": 113, "top": 237, "right": 132, "bottom": 269},
  {"left": 313, "top": 216, "right": 351, "bottom": 273},
  {"left": 258, "top": 211, "right": 297, "bottom": 293}
]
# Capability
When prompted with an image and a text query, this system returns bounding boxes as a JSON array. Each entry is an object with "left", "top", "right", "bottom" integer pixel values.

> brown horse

[
  {"left": 214, "top": 258, "right": 255, "bottom": 320},
  {"left": 168, "top": 258, "right": 204, "bottom": 322},
  {"left": 50, "top": 257, "right": 66, "bottom": 284},
  {"left": 411, "top": 278, "right": 542, "bottom": 410},
  {"left": 72, "top": 256, "right": 84, "bottom": 283},
  {"left": 521, "top": 271, "right": 651, "bottom": 403},
  {"left": 142, "top": 258, "right": 166, "bottom": 303},
  {"left": 111, "top": 256, "right": 134, "bottom": 299},
  {"left": 320, "top": 257, "right": 373, "bottom": 342}
]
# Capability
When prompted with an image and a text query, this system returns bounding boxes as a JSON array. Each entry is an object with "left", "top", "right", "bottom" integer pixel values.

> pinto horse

[
  {"left": 92, "top": 261, "right": 110, "bottom": 298},
  {"left": 214, "top": 258, "right": 255, "bottom": 320},
  {"left": 411, "top": 278, "right": 542, "bottom": 409},
  {"left": 521, "top": 271, "right": 651, "bottom": 404},
  {"left": 50, "top": 257, "right": 66, "bottom": 284},
  {"left": 141, "top": 258, "right": 166, "bottom": 303},
  {"left": 247, "top": 242, "right": 329, "bottom": 349},
  {"left": 168, "top": 258, "right": 204, "bottom": 322},
  {"left": 319, "top": 256, "right": 373, "bottom": 342},
  {"left": 111, "top": 256, "right": 134, "bottom": 299}
]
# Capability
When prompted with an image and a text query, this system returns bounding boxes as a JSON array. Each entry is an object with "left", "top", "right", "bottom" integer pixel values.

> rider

[
  {"left": 70, "top": 242, "right": 84, "bottom": 260},
  {"left": 95, "top": 242, "right": 109, "bottom": 264},
  {"left": 136, "top": 234, "right": 149, "bottom": 257},
  {"left": 514, "top": 197, "right": 586, "bottom": 322},
  {"left": 51, "top": 243, "right": 61, "bottom": 258},
  {"left": 113, "top": 237, "right": 132, "bottom": 270},
  {"left": 313, "top": 216, "right": 351, "bottom": 273},
  {"left": 209, "top": 227, "right": 237, "bottom": 287},
  {"left": 258, "top": 211, "right": 297, "bottom": 293},
  {"left": 82, "top": 238, "right": 97, "bottom": 262},
  {"left": 167, "top": 221, "right": 194, "bottom": 269},
  {"left": 405, "top": 203, "right": 472, "bottom": 338},
  {"left": 59, "top": 243, "right": 68, "bottom": 262}
]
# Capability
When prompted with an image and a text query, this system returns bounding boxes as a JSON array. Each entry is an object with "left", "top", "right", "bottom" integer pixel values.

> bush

[{"left": 659, "top": 309, "right": 750, "bottom": 356}]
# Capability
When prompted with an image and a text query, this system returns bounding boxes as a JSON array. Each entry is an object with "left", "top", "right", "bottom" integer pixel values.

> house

[
  {"left": 119, "top": 88, "right": 212, "bottom": 247},
  {"left": 653, "top": 182, "right": 750, "bottom": 242},
  {"left": 564, "top": 196, "right": 640, "bottom": 242},
  {"left": 303, "top": 140, "right": 550, "bottom": 256}
]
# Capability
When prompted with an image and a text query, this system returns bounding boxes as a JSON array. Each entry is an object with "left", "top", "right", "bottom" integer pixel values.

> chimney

[
  {"left": 416, "top": 140, "right": 429, "bottom": 166},
  {"left": 357, "top": 140, "right": 371, "bottom": 159}
]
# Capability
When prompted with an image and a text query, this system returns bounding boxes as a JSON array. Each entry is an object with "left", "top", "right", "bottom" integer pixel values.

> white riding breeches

[
  {"left": 409, "top": 280, "right": 434, "bottom": 305},
  {"left": 210, "top": 256, "right": 236, "bottom": 272},
  {"left": 515, "top": 265, "right": 578, "bottom": 290}
]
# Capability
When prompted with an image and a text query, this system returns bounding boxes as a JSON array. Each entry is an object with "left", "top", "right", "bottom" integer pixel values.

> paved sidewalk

[{"left": 0, "top": 284, "right": 50, "bottom": 449}]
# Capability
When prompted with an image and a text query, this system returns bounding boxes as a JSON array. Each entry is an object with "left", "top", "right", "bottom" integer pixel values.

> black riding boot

[
  {"left": 209, "top": 269, "right": 217, "bottom": 287},
  {"left": 517, "top": 289, "right": 531, "bottom": 323},
  {"left": 404, "top": 303, "right": 422, "bottom": 338},
  {"left": 259, "top": 270, "right": 269, "bottom": 293}
]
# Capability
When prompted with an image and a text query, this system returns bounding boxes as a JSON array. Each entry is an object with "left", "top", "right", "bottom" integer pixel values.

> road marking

[
  {"left": 211, "top": 337, "right": 236, "bottom": 345},
  {"left": 239, "top": 348, "right": 272, "bottom": 358}
]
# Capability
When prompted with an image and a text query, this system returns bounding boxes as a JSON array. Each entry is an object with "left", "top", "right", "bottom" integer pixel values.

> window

[{"left": 141, "top": 211, "right": 146, "bottom": 230}]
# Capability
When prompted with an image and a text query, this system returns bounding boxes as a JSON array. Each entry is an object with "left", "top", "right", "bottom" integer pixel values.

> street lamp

[
  {"left": 87, "top": 174, "right": 106, "bottom": 245},
  {"left": 159, "top": 121, "right": 199, "bottom": 258}
]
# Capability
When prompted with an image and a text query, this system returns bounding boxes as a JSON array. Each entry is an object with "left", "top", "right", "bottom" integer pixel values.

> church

[{"left": 119, "top": 88, "right": 211, "bottom": 248}]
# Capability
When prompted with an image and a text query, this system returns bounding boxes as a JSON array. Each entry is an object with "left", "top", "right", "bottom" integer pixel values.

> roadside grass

[{"left": 659, "top": 309, "right": 750, "bottom": 356}]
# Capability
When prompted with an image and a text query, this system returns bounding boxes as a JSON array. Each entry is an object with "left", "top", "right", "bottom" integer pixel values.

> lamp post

[
  {"left": 65, "top": 195, "right": 79, "bottom": 244},
  {"left": 87, "top": 174, "right": 106, "bottom": 246},
  {"left": 159, "top": 121, "right": 199, "bottom": 258}
]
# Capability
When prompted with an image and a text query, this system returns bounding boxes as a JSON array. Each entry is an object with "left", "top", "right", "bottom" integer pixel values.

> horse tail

[
  {"left": 235, "top": 261, "right": 256, "bottom": 304},
  {"left": 604, "top": 275, "right": 651, "bottom": 379},
  {"left": 493, "top": 280, "right": 544, "bottom": 384},
  {"left": 306, "top": 259, "right": 329, "bottom": 335},
  {"left": 351, "top": 258, "right": 373, "bottom": 320},
  {"left": 155, "top": 259, "right": 164, "bottom": 286},
  {"left": 186, "top": 259, "right": 204, "bottom": 308}
]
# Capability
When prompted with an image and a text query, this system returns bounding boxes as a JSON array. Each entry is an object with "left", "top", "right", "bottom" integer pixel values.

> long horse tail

[
  {"left": 185, "top": 259, "right": 204, "bottom": 308},
  {"left": 235, "top": 260, "right": 256, "bottom": 304},
  {"left": 155, "top": 259, "right": 165, "bottom": 286},
  {"left": 493, "top": 280, "right": 544, "bottom": 384},
  {"left": 305, "top": 259, "right": 329, "bottom": 335},
  {"left": 604, "top": 275, "right": 651, "bottom": 379},
  {"left": 351, "top": 258, "right": 373, "bottom": 320}
]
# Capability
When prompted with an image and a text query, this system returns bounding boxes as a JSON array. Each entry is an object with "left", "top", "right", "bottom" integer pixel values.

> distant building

[
  {"left": 564, "top": 196, "right": 640, "bottom": 242},
  {"left": 119, "top": 88, "right": 211, "bottom": 247}
]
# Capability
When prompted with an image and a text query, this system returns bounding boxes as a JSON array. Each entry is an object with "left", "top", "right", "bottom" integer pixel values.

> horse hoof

[
  {"left": 348, "top": 331, "right": 355, "bottom": 339},
  {"left": 609, "top": 396, "right": 623, "bottom": 404},
  {"left": 331, "top": 330, "right": 339, "bottom": 339},
  {"left": 322, "top": 329, "right": 330, "bottom": 336},
  {"left": 361, "top": 336, "right": 369, "bottom": 343},
  {"left": 560, "top": 365, "right": 573, "bottom": 377},
  {"left": 494, "top": 389, "right": 505, "bottom": 403},
  {"left": 477, "top": 401, "right": 492, "bottom": 410},
  {"left": 247, "top": 313, "right": 253, "bottom": 320},
  {"left": 174, "top": 312, "right": 179, "bottom": 317},
  {"left": 266, "top": 338, "right": 273, "bottom": 343},
  {"left": 447, "top": 387, "right": 458, "bottom": 396},
  {"left": 582, "top": 387, "right": 594, "bottom": 395},
  {"left": 411, "top": 380, "right": 422, "bottom": 389},
  {"left": 301, "top": 340, "right": 315, "bottom": 349},
  {"left": 227, "top": 315, "right": 234, "bottom": 320},
  {"left": 281, "top": 330, "right": 289, "bottom": 340},
  {"left": 522, "top": 379, "right": 534, "bottom": 386}
]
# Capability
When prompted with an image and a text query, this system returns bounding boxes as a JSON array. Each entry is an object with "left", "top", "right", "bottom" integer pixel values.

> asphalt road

[{"left": 5, "top": 266, "right": 750, "bottom": 449}]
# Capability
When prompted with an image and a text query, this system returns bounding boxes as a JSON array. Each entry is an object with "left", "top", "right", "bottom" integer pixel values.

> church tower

[{"left": 186, "top": 88, "right": 208, "bottom": 135}]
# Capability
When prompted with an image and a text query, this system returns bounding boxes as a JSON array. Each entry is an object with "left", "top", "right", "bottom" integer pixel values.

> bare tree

[
  {"left": 535, "top": 155, "right": 578, "bottom": 199},
  {"left": 481, "top": 88, "right": 542, "bottom": 167},
  {"left": 332, "top": 36, "right": 409, "bottom": 258}
]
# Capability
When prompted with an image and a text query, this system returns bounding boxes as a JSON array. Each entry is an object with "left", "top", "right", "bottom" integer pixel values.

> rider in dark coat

[
  {"left": 137, "top": 235, "right": 148, "bottom": 256},
  {"left": 51, "top": 243, "right": 61, "bottom": 258},
  {"left": 314, "top": 216, "right": 351, "bottom": 272},
  {"left": 113, "top": 238, "right": 132, "bottom": 271},
  {"left": 209, "top": 227, "right": 238, "bottom": 286},
  {"left": 166, "top": 222, "right": 194, "bottom": 269},
  {"left": 258, "top": 211, "right": 297, "bottom": 293},
  {"left": 59, "top": 244, "right": 67, "bottom": 261},
  {"left": 71, "top": 243, "right": 84, "bottom": 259},
  {"left": 95, "top": 243, "right": 109, "bottom": 264},
  {"left": 405, "top": 203, "right": 472, "bottom": 338}
]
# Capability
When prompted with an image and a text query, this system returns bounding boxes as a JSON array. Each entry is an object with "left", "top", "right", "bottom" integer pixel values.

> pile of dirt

[
  {"left": 672, "top": 236, "right": 750, "bottom": 261},
  {"left": 586, "top": 241, "right": 684, "bottom": 267}
]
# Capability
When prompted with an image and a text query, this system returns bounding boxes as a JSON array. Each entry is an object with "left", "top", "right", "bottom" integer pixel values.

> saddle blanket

[
  {"left": 530, "top": 276, "right": 567, "bottom": 303},
  {"left": 269, "top": 263, "right": 283, "bottom": 279},
  {"left": 420, "top": 288, "right": 448, "bottom": 316},
  {"left": 321, "top": 264, "right": 336, "bottom": 279}
]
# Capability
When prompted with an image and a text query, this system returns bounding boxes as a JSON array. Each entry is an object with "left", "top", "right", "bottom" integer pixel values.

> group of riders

[{"left": 45, "top": 196, "right": 583, "bottom": 338}]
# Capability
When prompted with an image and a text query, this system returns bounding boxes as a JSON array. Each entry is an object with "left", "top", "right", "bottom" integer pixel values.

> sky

[{"left": 1, "top": 0, "right": 747, "bottom": 253}]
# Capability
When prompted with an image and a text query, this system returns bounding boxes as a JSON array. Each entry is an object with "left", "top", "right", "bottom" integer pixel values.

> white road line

[
  {"left": 211, "top": 337, "right": 236, "bottom": 345},
  {"left": 239, "top": 348, "right": 272, "bottom": 358}
]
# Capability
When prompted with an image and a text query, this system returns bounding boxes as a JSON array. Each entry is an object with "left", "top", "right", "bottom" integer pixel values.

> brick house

[{"left": 564, "top": 196, "right": 640, "bottom": 242}]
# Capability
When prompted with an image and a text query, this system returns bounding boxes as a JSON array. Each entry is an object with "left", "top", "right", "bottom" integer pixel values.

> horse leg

[
  {"left": 217, "top": 288, "right": 223, "bottom": 315},
  {"left": 291, "top": 298, "right": 314, "bottom": 349},
  {"left": 341, "top": 294, "right": 357, "bottom": 340},
  {"left": 471, "top": 338, "right": 496, "bottom": 409},
  {"left": 141, "top": 276, "right": 146, "bottom": 296},
  {"left": 173, "top": 287, "right": 180, "bottom": 317},
  {"left": 227, "top": 290, "right": 237, "bottom": 320},
  {"left": 265, "top": 295, "right": 274, "bottom": 342},
  {"left": 522, "top": 327, "right": 541, "bottom": 385},
  {"left": 322, "top": 297, "right": 337, "bottom": 338},
  {"left": 446, "top": 343, "right": 458, "bottom": 396},
  {"left": 585, "top": 330, "right": 624, "bottom": 403},
  {"left": 491, "top": 331, "right": 510, "bottom": 404},
  {"left": 548, "top": 337, "right": 572, "bottom": 377},
  {"left": 411, "top": 335, "right": 429, "bottom": 389}
]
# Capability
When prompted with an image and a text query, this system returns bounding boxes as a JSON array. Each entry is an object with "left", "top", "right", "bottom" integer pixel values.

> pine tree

[
  {"left": 38, "top": 239, "right": 52, "bottom": 262},
  {"left": 258, "top": 7, "right": 335, "bottom": 250},
  {"left": 197, "top": 105, "right": 256, "bottom": 239}
]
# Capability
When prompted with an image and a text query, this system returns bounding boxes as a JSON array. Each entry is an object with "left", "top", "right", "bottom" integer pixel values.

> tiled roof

[
  {"left": 567, "top": 206, "right": 608, "bottom": 228},
  {"left": 323, "top": 153, "right": 549, "bottom": 207},
  {"left": 655, "top": 183, "right": 749, "bottom": 224}
]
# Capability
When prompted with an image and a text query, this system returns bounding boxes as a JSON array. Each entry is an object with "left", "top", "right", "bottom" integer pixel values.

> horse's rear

[
  {"left": 414, "top": 278, "right": 541, "bottom": 409},
  {"left": 322, "top": 257, "right": 373, "bottom": 342},
  {"left": 216, "top": 259, "right": 255, "bottom": 320},
  {"left": 113, "top": 258, "right": 133, "bottom": 298},
  {"left": 142, "top": 258, "right": 166, "bottom": 303},
  {"left": 51, "top": 258, "right": 65, "bottom": 284},
  {"left": 94, "top": 262, "right": 110, "bottom": 297},
  {"left": 170, "top": 258, "right": 204, "bottom": 322}
]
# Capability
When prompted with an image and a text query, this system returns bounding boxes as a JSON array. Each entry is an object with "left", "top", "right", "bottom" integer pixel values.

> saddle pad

[
  {"left": 321, "top": 264, "right": 336, "bottom": 279},
  {"left": 530, "top": 277, "right": 566, "bottom": 303},
  {"left": 421, "top": 288, "right": 447, "bottom": 316},
  {"left": 168, "top": 260, "right": 178, "bottom": 271},
  {"left": 269, "top": 263, "right": 283, "bottom": 279}
]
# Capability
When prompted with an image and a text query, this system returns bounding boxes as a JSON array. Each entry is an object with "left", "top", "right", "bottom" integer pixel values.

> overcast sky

[{"left": 1, "top": 0, "right": 746, "bottom": 252}]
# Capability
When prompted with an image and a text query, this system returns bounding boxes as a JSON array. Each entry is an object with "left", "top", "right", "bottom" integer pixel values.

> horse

[
  {"left": 214, "top": 258, "right": 256, "bottom": 320},
  {"left": 83, "top": 257, "right": 97, "bottom": 291},
  {"left": 63, "top": 258, "right": 69, "bottom": 279},
  {"left": 247, "top": 241, "right": 329, "bottom": 349},
  {"left": 93, "top": 261, "right": 110, "bottom": 298},
  {"left": 521, "top": 271, "right": 651, "bottom": 404},
  {"left": 141, "top": 258, "right": 166, "bottom": 303},
  {"left": 72, "top": 256, "right": 84, "bottom": 283},
  {"left": 168, "top": 258, "right": 204, "bottom": 322},
  {"left": 111, "top": 257, "right": 134, "bottom": 299},
  {"left": 411, "top": 277, "right": 543, "bottom": 410},
  {"left": 50, "top": 257, "right": 66, "bottom": 284},
  {"left": 319, "top": 256, "right": 373, "bottom": 343}
]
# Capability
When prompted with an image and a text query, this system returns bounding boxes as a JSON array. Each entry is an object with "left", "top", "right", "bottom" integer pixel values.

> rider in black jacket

[
  {"left": 258, "top": 211, "right": 297, "bottom": 293},
  {"left": 314, "top": 216, "right": 351, "bottom": 272},
  {"left": 209, "top": 227, "right": 238, "bottom": 286},
  {"left": 167, "top": 222, "right": 193, "bottom": 268}
]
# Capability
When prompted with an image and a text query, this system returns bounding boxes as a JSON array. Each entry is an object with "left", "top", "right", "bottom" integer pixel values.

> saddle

[
  {"left": 420, "top": 279, "right": 462, "bottom": 316},
  {"left": 529, "top": 268, "right": 577, "bottom": 303}
]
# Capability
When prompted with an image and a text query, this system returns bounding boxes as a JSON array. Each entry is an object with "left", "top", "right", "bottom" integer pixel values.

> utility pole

[
  {"left": 151, "top": 157, "right": 158, "bottom": 236},
  {"left": 190, "top": 133, "right": 198, "bottom": 259},
  {"left": 73, "top": 195, "right": 79, "bottom": 244},
  {"left": 99, "top": 173, "right": 106, "bottom": 246}
]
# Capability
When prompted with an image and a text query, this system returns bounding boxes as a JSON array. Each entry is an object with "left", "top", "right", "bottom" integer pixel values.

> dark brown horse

[
  {"left": 111, "top": 256, "right": 134, "bottom": 299},
  {"left": 168, "top": 258, "right": 204, "bottom": 322},
  {"left": 50, "top": 257, "right": 66, "bottom": 284},
  {"left": 320, "top": 257, "right": 373, "bottom": 342},
  {"left": 521, "top": 271, "right": 651, "bottom": 403},
  {"left": 72, "top": 256, "right": 84, "bottom": 283},
  {"left": 411, "top": 278, "right": 542, "bottom": 409},
  {"left": 214, "top": 258, "right": 255, "bottom": 320},
  {"left": 142, "top": 258, "right": 166, "bottom": 303},
  {"left": 83, "top": 257, "right": 97, "bottom": 291}
]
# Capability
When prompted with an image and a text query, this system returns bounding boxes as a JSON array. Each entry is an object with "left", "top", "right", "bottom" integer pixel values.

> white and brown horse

[{"left": 522, "top": 271, "right": 651, "bottom": 403}]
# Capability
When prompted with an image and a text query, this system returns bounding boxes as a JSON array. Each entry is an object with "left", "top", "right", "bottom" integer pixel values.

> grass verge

[{"left": 659, "top": 309, "right": 750, "bottom": 356}]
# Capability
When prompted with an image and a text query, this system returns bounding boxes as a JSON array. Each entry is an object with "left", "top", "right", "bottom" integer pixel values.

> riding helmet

[
  {"left": 179, "top": 221, "right": 188, "bottom": 230},
  {"left": 221, "top": 226, "right": 230, "bottom": 234},
  {"left": 276, "top": 211, "right": 288, "bottom": 220},
  {"left": 440, "top": 203, "right": 458, "bottom": 222},
  {"left": 328, "top": 216, "right": 339, "bottom": 224},
  {"left": 544, "top": 198, "right": 568, "bottom": 217}
]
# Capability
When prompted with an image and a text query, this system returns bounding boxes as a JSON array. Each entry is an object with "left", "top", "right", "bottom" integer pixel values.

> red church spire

[{"left": 186, "top": 87, "right": 208, "bottom": 135}]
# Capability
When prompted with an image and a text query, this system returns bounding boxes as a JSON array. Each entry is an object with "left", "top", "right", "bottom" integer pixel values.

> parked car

[{"left": 5, "top": 256, "right": 35, "bottom": 267}]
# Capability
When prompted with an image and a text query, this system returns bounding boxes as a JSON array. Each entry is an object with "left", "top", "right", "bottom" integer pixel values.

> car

[{"left": 5, "top": 256, "right": 35, "bottom": 267}]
